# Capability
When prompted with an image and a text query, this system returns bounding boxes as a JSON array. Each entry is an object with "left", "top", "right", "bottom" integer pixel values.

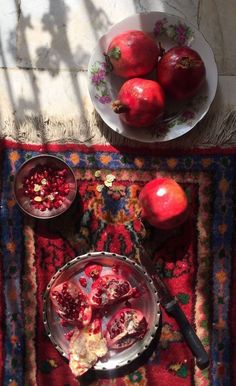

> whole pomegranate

[
  {"left": 112, "top": 78, "right": 165, "bottom": 128},
  {"left": 139, "top": 177, "right": 189, "bottom": 229},
  {"left": 157, "top": 46, "right": 206, "bottom": 101},
  {"left": 106, "top": 30, "right": 160, "bottom": 78}
]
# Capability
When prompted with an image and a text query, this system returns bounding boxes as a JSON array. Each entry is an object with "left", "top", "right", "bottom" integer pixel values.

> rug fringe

[{"left": 1, "top": 106, "right": 236, "bottom": 148}]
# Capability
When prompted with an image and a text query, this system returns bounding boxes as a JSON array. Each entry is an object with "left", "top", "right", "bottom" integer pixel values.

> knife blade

[{"left": 139, "top": 252, "right": 209, "bottom": 370}]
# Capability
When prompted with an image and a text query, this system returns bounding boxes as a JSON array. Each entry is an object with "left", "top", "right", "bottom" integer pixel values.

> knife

[{"left": 139, "top": 252, "right": 209, "bottom": 370}]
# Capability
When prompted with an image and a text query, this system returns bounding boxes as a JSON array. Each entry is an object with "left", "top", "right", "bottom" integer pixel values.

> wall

[{"left": 1, "top": 0, "right": 236, "bottom": 144}]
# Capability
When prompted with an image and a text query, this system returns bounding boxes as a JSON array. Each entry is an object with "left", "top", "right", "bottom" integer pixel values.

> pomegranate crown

[{"left": 107, "top": 46, "right": 121, "bottom": 60}]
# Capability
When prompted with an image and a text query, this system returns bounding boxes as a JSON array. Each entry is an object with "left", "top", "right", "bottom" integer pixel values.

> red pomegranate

[
  {"left": 139, "top": 177, "right": 189, "bottom": 229},
  {"left": 112, "top": 78, "right": 165, "bottom": 128},
  {"left": 105, "top": 308, "right": 148, "bottom": 349},
  {"left": 106, "top": 30, "right": 160, "bottom": 78},
  {"left": 89, "top": 274, "right": 134, "bottom": 308},
  {"left": 50, "top": 281, "right": 92, "bottom": 327},
  {"left": 157, "top": 46, "right": 206, "bottom": 101}
]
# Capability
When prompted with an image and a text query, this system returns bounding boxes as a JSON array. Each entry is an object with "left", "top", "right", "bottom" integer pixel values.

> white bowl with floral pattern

[{"left": 88, "top": 12, "right": 218, "bottom": 143}]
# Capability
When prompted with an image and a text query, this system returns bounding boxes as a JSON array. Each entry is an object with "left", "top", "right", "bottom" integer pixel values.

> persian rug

[{"left": 0, "top": 140, "right": 235, "bottom": 386}]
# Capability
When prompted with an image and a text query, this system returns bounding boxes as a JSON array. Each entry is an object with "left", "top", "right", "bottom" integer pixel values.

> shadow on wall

[
  {"left": 83, "top": 0, "right": 112, "bottom": 39},
  {"left": 3, "top": 0, "right": 112, "bottom": 141},
  {"left": 1, "top": 31, "right": 19, "bottom": 139},
  {"left": 35, "top": 0, "right": 89, "bottom": 75}
]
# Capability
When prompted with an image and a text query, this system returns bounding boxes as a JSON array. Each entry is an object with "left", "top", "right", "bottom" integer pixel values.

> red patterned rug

[{"left": 0, "top": 140, "right": 236, "bottom": 386}]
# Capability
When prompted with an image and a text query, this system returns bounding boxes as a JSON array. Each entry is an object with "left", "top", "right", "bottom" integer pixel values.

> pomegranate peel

[{"left": 69, "top": 319, "right": 108, "bottom": 377}]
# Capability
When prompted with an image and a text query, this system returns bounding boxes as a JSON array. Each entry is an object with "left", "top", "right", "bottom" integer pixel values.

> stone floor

[{"left": 1, "top": 0, "right": 236, "bottom": 146}]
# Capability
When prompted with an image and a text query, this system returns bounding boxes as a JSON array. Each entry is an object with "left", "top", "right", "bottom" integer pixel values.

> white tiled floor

[{"left": 0, "top": 0, "right": 236, "bottom": 144}]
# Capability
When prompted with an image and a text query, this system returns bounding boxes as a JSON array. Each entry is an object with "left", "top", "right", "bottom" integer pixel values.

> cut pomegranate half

[
  {"left": 89, "top": 274, "right": 134, "bottom": 308},
  {"left": 50, "top": 281, "right": 92, "bottom": 327},
  {"left": 105, "top": 308, "right": 148, "bottom": 349}
]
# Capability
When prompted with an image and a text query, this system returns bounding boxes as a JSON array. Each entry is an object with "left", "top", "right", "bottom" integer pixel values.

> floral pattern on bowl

[
  {"left": 153, "top": 18, "right": 194, "bottom": 46},
  {"left": 90, "top": 61, "right": 112, "bottom": 104}
]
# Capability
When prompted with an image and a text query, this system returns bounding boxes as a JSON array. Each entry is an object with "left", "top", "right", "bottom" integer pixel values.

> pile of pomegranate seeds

[{"left": 23, "top": 164, "right": 70, "bottom": 212}]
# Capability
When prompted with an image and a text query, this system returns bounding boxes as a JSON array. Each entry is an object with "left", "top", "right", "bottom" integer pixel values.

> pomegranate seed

[
  {"left": 34, "top": 196, "right": 42, "bottom": 202},
  {"left": 132, "top": 288, "right": 141, "bottom": 298},
  {"left": 79, "top": 277, "right": 87, "bottom": 288},
  {"left": 112, "top": 264, "right": 119, "bottom": 273},
  {"left": 22, "top": 164, "right": 71, "bottom": 212},
  {"left": 33, "top": 184, "right": 41, "bottom": 192},
  {"left": 92, "top": 296, "right": 102, "bottom": 305}
]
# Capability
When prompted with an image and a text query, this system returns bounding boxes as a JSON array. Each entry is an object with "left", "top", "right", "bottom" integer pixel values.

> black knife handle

[{"left": 165, "top": 300, "right": 209, "bottom": 369}]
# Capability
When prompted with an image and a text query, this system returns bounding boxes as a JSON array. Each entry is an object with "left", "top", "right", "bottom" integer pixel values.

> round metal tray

[{"left": 43, "top": 251, "right": 161, "bottom": 371}]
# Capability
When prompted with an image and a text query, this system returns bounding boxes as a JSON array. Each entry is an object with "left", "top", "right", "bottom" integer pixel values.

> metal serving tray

[{"left": 43, "top": 251, "right": 161, "bottom": 371}]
